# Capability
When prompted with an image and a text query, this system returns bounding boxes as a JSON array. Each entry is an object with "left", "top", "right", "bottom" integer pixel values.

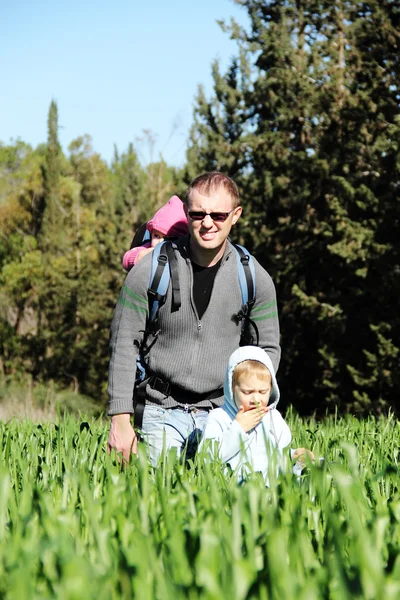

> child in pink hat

[{"left": 122, "top": 195, "right": 188, "bottom": 272}]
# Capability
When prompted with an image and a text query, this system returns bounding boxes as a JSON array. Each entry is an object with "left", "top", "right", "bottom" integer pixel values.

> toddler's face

[
  {"left": 150, "top": 229, "right": 164, "bottom": 248},
  {"left": 233, "top": 373, "right": 271, "bottom": 412}
]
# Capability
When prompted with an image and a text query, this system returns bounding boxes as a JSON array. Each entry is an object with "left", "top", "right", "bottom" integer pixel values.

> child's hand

[
  {"left": 235, "top": 405, "right": 268, "bottom": 433},
  {"left": 136, "top": 246, "right": 154, "bottom": 263},
  {"left": 292, "top": 447, "right": 315, "bottom": 467}
]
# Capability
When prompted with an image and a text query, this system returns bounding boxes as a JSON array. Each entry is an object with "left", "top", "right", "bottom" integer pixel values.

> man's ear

[{"left": 231, "top": 206, "right": 242, "bottom": 225}]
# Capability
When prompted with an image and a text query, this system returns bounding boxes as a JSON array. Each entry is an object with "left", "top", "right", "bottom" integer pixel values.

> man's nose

[{"left": 201, "top": 214, "right": 214, "bottom": 227}]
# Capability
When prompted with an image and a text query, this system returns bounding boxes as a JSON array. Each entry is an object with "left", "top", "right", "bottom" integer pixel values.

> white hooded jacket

[{"left": 199, "top": 346, "right": 292, "bottom": 483}]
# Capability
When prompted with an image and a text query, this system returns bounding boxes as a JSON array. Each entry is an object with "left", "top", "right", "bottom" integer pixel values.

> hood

[
  {"left": 223, "top": 346, "right": 280, "bottom": 420},
  {"left": 147, "top": 195, "right": 188, "bottom": 238}
]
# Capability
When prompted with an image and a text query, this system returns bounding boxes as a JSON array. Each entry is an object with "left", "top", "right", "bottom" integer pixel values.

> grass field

[{"left": 1, "top": 412, "right": 399, "bottom": 599}]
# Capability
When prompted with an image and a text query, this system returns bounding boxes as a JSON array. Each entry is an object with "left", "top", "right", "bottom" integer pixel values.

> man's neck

[{"left": 189, "top": 240, "right": 227, "bottom": 267}]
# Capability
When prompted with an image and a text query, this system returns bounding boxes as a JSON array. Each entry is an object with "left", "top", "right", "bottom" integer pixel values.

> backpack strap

[
  {"left": 233, "top": 244, "right": 258, "bottom": 345},
  {"left": 147, "top": 241, "right": 181, "bottom": 321},
  {"left": 134, "top": 241, "right": 180, "bottom": 429},
  {"left": 165, "top": 242, "right": 181, "bottom": 311},
  {"left": 130, "top": 222, "right": 150, "bottom": 249},
  {"left": 147, "top": 241, "right": 170, "bottom": 322},
  {"left": 234, "top": 244, "right": 256, "bottom": 305}
]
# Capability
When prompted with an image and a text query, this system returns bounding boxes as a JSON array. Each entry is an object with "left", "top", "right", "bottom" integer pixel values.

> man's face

[{"left": 185, "top": 187, "right": 242, "bottom": 257}]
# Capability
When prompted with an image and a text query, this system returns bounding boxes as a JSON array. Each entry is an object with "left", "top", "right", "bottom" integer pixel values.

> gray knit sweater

[{"left": 108, "top": 237, "right": 281, "bottom": 415}]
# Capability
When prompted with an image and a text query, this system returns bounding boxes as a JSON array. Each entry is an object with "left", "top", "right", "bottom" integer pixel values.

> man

[{"left": 107, "top": 171, "right": 280, "bottom": 464}]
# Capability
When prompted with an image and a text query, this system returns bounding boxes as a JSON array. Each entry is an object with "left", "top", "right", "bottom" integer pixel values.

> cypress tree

[{"left": 41, "top": 99, "right": 62, "bottom": 238}]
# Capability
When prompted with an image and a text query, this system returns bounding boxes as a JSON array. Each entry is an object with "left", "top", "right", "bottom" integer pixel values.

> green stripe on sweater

[
  {"left": 252, "top": 300, "right": 277, "bottom": 314},
  {"left": 118, "top": 297, "right": 148, "bottom": 313},
  {"left": 121, "top": 284, "right": 147, "bottom": 306},
  {"left": 251, "top": 311, "right": 278, "bottom": 322}
]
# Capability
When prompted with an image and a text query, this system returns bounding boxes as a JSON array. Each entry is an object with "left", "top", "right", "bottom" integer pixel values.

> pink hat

[{"left": 147, "top": 195, "right": 188, "bottom": 238}]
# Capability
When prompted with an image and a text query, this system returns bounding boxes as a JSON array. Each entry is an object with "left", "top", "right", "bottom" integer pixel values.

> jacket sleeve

[
  {"left": 107, "top": 256, "right": 151, "bottom": 415},
  {"left": 200, "top": 412, "right": 249, "bottom": 463},
  {"left": 252, "top": 259, "right": 281, "bottom": 374},
  {"left": 122, "top": 242, "right": 151, "bottom": 271},
  {"left": 268, "top": 410, "right": 292, "bottom": 449}
]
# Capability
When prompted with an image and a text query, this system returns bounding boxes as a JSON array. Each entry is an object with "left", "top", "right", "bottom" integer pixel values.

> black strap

[
  {"left": 240, "top": 316, "right": 260, "bottom": 346},
  {"left": 165, "top": 242, "right": 181, "bottom": 311},
  {"left": 133, "top": 379, "right": 147, "bottom": 429},
  {"left": 147, "top": 243, "right": 168, "bottom": 312},
  {"left": 234, "top": 245, "right": 257, "bottom": 345}
]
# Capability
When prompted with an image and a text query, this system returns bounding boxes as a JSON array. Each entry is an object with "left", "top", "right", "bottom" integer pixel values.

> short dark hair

[{"left": 185, "top": 172, "right": 240, "bottom": 208}]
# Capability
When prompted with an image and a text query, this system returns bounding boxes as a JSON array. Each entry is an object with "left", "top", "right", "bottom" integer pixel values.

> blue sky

[{"left": 1, "top": 0, "right": 248, "bottom": 167}]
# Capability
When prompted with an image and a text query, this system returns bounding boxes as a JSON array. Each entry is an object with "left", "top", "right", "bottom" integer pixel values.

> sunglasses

[{"left": 187, "top": 208, "right": 235, "bottom": 222}]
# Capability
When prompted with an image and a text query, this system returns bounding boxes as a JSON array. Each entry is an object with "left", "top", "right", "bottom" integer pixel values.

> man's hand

[
  {"left": 107, "top": 413, "right": 137, "bottom": 462},
  {"left": 235, "top": 405, "right": 268, "bottom": 433}
]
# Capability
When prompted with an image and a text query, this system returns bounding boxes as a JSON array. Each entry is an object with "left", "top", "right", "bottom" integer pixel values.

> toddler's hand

[
  {"left": 292, "top": 447, "right": 315, "bottom": 467},
  {"left": 136, "top": 246, "right": 154, "bottom": 263},
  {"left": 235, "top": 405, "right": 268, "bottom": 433}
]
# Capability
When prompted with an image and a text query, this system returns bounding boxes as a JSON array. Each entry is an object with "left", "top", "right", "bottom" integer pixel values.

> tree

[
  {"left": 0, "top": 141, "right": 46, "bottom": 377},
  {"left": 40, "top": 99, "right": 64, "bottom": 240},
  {"left": 0, "top": 108, "right": 188, "bottom": 403},
  {"left": 186, "top": 0, "right": 400, "bottom": 414}
]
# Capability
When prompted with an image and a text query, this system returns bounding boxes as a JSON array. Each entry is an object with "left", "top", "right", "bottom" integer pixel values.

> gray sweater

[{"left": 108, "top": 238, "right": 281, "bottom": 415}]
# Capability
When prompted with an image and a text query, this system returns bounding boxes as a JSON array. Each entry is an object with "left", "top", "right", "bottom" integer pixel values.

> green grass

[{"left": 1, "top": 412, "right": 399, "bottom": 599}]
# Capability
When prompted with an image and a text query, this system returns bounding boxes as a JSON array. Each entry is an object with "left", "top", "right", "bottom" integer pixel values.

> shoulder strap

[
  {"left": 233, "top": 244, "right": 258, "bottom": 345},
  {"left": 134, "top": 241, "right": 180, "bottom": 428},
  {"left": 165, "top": 242, "right": 181, "bottom": 311},
  {"left": 148, "top": 241, "right": 169, "bottom": 322},
  {"left": 147, "top": 241, "right": 181, "bottom": 323},
  {"left": 233, "top": 244, "right": 256, "bottom": 306}
]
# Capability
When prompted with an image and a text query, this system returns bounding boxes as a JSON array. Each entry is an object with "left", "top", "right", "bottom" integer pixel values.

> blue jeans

[{"left": 140, "top": 405, "right": 210, "bottom": 466}]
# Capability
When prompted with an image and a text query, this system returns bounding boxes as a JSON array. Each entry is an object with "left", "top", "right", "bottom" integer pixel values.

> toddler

[
  {"left": 123, "top": 195, "right": 188, "bottom": 271},
  {"left": 199, "top": 346, "right": 314, "bottom": 484}
]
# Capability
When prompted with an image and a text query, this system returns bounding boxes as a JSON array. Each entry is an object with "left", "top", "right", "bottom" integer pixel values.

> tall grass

[
  {"left": 1, "top": 413, "right": 399, "bottom": 599},
  {"left": 0, "top": 376, "right": 102, "bottom": 421}
]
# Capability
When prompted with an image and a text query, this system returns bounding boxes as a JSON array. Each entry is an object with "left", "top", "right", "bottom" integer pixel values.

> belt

[{"left": 148, "top": 375, "right": 223, "bottom": 405}]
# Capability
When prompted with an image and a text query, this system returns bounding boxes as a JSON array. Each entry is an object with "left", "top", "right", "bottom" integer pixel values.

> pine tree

[{"left": 111, "top": 142, "right": 142, "bottom": 218}]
